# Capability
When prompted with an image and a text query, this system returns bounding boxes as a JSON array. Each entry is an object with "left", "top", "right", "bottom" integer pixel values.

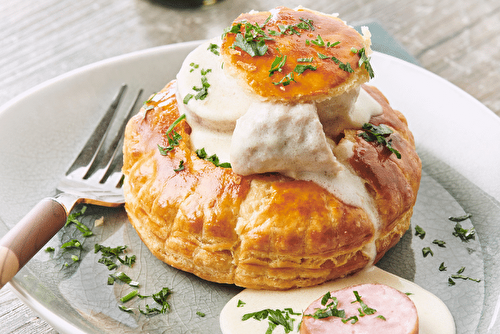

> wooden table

[{"left": 1, "top": 0, "right": 499, "bottom": 332}]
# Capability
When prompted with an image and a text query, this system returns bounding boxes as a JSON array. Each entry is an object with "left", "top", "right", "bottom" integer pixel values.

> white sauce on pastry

[{"left": 177, "top": 39, "right": 384, "bottom": 261}]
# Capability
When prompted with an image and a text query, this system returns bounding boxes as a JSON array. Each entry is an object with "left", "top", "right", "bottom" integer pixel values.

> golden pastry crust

[
  {"left": 122, "top": 81, "right": 421, "bottom": 290},
  {"left": 221, "top": 6, "right": 371, "bottom": 103}
]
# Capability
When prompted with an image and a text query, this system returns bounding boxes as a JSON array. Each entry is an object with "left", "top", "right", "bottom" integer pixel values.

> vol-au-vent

[{"left": 122, "top": 6, "right": 421, "bottom": 290}]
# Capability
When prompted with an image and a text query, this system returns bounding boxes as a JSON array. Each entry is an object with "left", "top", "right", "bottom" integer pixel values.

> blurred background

[{"left": 1, "top": 0, "right": 499, "bottom": 332}]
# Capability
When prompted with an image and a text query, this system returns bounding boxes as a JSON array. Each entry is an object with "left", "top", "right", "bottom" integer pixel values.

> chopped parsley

[
  {"left": 45, "top": 247, "right": 55, "bottom": 252},
  {"left": 269, "top": 17, "right": 315, "bottom": 37},
  {"left": 304, "top": 291, "right": 385, "bottom": 325},
  {"left": 452, "top": 222, "right": 476, "bottom": 242},
  {"left": 414, "top": 225, "right": 426, "bottom": 239},
  {"left": 139, "top": 287, "right": 172, "bottom": 315},
  {"left": 189, "top": 62, "right": 199, "bottom": 72},
  {"left": 95, "top": 244, "right": 136, "bottom": 270},
  {"left": 61, "top": 239, "right": 82, "bottom": 249},
  {"left": 449, "top": 213, "right": 472, "bottom": 222},
  {"left": 237, "top": 299, "right": 246, "bottom": 307},
  {"left": 358, "top": 123, "right": 402, "bottom": 158},
  {"left": 242, "top": 308, "right": 300, "bottom": 333},
  {"left": 207, "top": 43, "right": 220, "bottom": 56},
  {"left": 448, "top": 267, "right": 481, "bottom": 285},
  {"left": 64, "top": 206, "right": 93, "bottom": 237},
  {"left": 352, "top": 291, "right": 376, "bottom": 316},
  {"left": 195, "top": 148, "right": 231, "bottom": 168},
  {"left": 422, "top": 247, "right": 433, "bottom": 257},
  {"left": 158, "top": 114, "right": 186, "bottom": 155},
  {"left": 224, "top": 20, "right": 273, "bottom": 57},
  {"left": 174, "top": 160, "right": 185, "bottom": 172},
  {"left": 183, "top": 69, "right": 212, "bottom": 104},
  {"left": 297, "top": 57, "right": 314, "bottom": 62},
  {"left": 269, "top": 49, "right": 287, "bottom": 77},
  {"left": 304, "top": 292, "right": 345, "bottom": 319},
  {"left": 307, "top": 34, "right": 340, "bottom": 48},
  {"left": 196, "top": 311, "right": 206, "bottom": 317},
  {"left": 120, "top": 290, "right": 139, "bottom": 303},
  {"left": 439, "top": 262, "right": 447, "bottom": 271},
  {"left": 142, "top": 93, "right": 157, "bottom": 119},
  {"left": 352, "top": 47, "right": 375, "bottom": 79},
  {"left": 294, "top": 64, "right": 317, "bottom": 75},
  {"left": 272, "top": 71, "right": 296, "bottom": 86},
  {"left": 433, "top": 239, "right": 446, "bottom": 248},
  {"left": 110, "top": 271, "right": 140, "bottom": 287}
]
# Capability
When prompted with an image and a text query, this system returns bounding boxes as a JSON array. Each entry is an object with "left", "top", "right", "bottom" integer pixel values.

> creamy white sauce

[
  {"left": 230, "top": 102, "right": 343, "bottom": 177},
  {"left": 219, "top": 266, "right": 456, "bottom": 334}
]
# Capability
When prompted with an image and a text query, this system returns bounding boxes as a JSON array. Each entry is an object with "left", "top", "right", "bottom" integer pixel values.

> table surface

[{"left": 1, "top": 0, "right": 499, "bottom": 332}]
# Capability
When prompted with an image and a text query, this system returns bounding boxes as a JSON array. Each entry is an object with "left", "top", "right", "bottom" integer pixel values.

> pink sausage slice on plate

[{"left": 300, "top": 283, "right": 418, "bottom": 334}]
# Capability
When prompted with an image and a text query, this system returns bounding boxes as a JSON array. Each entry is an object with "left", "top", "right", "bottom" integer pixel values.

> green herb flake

[
  {"left": 376, "top": 315, "right": 387, "bottom": 321},
  {"left": 95, "top": 244, "right": 135, "bottom": 270},
  {"left": 449, "top": 213, "right": 472, "bottom": 222},
  {"left": 110, "top": 271, "right": 140, "bottom": 287},
  {"left": 208, "top": 43, "right": 220, "bottom": 56},
  {"left": 272, "top": 71, "right": 296, "bottom": 86},
  {"left": 294, "top": 64, "right": 317, "bottom": 75},
  {"left": 45, "top": 247, "right": 55, "bottom": 252},
  {"left": 414, "top": 225, "right": 426, "bottom": 239},
  {"left": 65, "top": 206, "right": 93, "bottom": 237},
  {"left": 196, "top": 148, "right": 231, "bottom": 168},
  {"left": 158, "top": 114, "right": 186, "bottom": 155},
  {"left": 304, "top": 292, "right": 345, "bottom": 320},
  {"left": 433, "top": 239, "right": 446, "bottom": 248},
  {"left": 174, "top": 160, "right": 185, "bottom": 172},
  {"left": 242, "top": 308, "right": 299, "bottom": 334},
  {"left": 269, "top": 50, "right": 287, "bottom": 77},
  {"left": 310, "top": 34, "right": 325, "bottom": 47},
  {"left": 119, "top": 305, "right": 134, "bottom": 313},
  {"left": 237, "top": 300, "right": 246, "bottom": 307},
  {"left": 352, "top": 47, "right": 375, "bottom": 79},
  {"left": 452, "top": 222, "right": 476, "bottom": 242},
  {"left": 422, "top": 247, "right": 433, "bottom": 257},
  {"left": 196, "top": 311, "right": 206, "bottom": 317},
  {"left": 61, "top": 239, "right": 82, "bottom": 249},
  {"left": 297, "top": 57, "right": 314, "bottom": 62},
  {"left": 439, "top": 262, "right": 447, "bottom": 271},
  {"left": 341, "top": 316, "right": 359, "bottom": 324},
  {"left": 120, "top": 290, "right": 139, "bottom": 303},
  {"left": 231, "top": 27, "right": 270, "bottom": 57},
  {"left": 139, "top": 287, "right": 172, "bottom": 315},
  {"left": 317, "top": 52, "right": 329, "bottom": 60},
  {"left": 352, "top": 291, "right": 376, "bottom": 316},
  {"left": 358, "top": 123, "right": 402, "bottom": 158}
]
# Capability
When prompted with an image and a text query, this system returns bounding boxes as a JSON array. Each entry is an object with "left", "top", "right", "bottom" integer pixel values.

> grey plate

[{"left": 0, "top": 39, "right": 499, "bottom": 333}]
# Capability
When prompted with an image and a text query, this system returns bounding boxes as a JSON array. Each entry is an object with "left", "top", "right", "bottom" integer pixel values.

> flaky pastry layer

[{"left": 122, "top": 81, "right": 421, "bottom": 290}]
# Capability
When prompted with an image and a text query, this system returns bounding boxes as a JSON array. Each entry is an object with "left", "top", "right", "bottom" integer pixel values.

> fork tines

[{"left": 66, "top": 84, "right": 143, "bottom": 186}]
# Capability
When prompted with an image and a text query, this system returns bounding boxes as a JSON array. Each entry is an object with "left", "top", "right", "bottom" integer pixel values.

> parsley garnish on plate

[{"left": 414, "top": 225, "right": 426, "bottom": 239}]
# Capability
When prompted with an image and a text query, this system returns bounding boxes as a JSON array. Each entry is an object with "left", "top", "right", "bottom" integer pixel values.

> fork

[{"left": 0, "top": 84, "right": 142, "bottom": 289}]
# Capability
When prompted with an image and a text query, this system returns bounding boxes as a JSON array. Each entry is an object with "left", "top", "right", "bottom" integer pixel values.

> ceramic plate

[{"left": 1, "top": 40, "right": 500, "bottom": 334}]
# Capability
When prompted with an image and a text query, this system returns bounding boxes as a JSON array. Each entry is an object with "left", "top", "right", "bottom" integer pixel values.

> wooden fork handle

[{"left": 0, "top": 198, "right": 67, "bottom": 289}]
